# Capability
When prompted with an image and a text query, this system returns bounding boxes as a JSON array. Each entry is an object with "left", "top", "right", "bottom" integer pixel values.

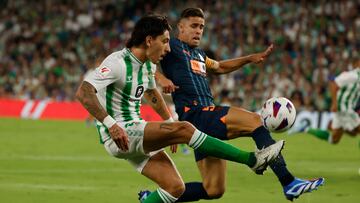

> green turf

[{"left": 0, "top": 118, "right": 359, "bottom": 203}]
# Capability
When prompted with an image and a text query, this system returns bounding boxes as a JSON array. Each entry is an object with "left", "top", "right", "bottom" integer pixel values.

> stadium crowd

[{"left": 0, "top": 0, "right": 359, "bottom": 112}]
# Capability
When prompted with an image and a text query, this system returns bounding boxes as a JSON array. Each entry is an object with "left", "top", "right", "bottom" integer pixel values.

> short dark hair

[
  {"left": 126, "top": 14, "right": 172, "bottom": 48},
  {"left": 180, "top": 8, "right": 204, "bottom": 19}
]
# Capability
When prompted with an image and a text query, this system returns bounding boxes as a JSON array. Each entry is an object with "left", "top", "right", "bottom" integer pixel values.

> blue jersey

[{"left": 160, "top": 38, "right": 214, "bottom": 110}]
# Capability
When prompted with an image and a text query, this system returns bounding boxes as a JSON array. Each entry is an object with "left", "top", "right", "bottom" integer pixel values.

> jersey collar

[{"left": 126, "top": 48, "right": 143, "bottom": 65}]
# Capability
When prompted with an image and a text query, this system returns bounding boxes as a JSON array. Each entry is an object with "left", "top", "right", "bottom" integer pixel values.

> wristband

[
  {"left": 164, "top": 117, "right": 174, "bottom": 122},
  {"left": 103, "top": 115, "right": 116, "bottom": 128}
]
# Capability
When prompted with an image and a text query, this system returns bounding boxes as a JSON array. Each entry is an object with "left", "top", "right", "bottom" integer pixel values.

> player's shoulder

[
  {"left": 335, "top": 68, "right": 359, "bottom": 86},
  {"left": 102, "top": 49, "right": 127, "bottom": 67},
  {"left": 337, "top": 69, "right": 358, "bottom": 78},
  {"left": 95, "top": 49, "right": 128, "bottom": 76},
  {"left": 170, "top": 38, "right": 181, "bottom": 46}
]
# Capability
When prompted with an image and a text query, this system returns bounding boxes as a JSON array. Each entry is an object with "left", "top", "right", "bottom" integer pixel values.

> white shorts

[
  {"left": 331, "top": 111, "right": 360, "bottom": 131},
  {"left": 102, "top": 121, "right": 163, "bottom": 173}
]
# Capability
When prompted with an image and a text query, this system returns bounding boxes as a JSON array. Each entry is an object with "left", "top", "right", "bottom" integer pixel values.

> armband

[{"left": 205, "top": 57, "right": 219, "bottom": 70}]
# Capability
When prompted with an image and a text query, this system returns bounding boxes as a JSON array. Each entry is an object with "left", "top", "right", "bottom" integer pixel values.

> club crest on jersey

[
  {"left": 135, "top": 86, "right": 144, "bottom": 98},
  {"left": 198, "top": 53, "right": 204, "bottom": 62},
  {"left": 98, "top": 67, "right": 111, "bottom": 78}
]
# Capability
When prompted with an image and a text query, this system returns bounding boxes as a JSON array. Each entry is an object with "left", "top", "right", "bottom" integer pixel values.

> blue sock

[
  {"left": 252, "top": 126, "right": 295, "bottom": 187},
  {"left": 175, "top": 182, "right": 210, "bottom": 202}
]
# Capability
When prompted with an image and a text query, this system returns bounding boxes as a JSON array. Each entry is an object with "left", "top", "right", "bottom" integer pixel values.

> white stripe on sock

[
  {"left": 157, "top": 189, "right": 170, "bottom": 203},
  {"left": 158, "top": 188, "right": 177, "bottom": 203},
  {"left": 193, "top": 133, "right": 207, "bottom": 149},
  {"left": 188, "top": 130, "right": 207, "bottom": 149},
  {"left": 188, "top": 129, "right": 202, "bottom": 148},
  {"left": 328, "top": 133, "right": 333, "bottom": 144}
]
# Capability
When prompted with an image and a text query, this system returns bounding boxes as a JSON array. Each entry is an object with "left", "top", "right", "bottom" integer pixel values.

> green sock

[
  {"left": 189, "top": 130, "right": 256, "bottom": 167},
  {"left": 307, "top": 128, "right": 330, "bottom": 141},
  {"left": 142, "top": 191, "right": 163, "bottom": 203},
  {"left": 142, "top": 188, "right": 177, "bottom": 203}
]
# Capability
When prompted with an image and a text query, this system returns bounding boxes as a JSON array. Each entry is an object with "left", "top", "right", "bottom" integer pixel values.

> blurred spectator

[{"left": 0, "top": 0, "right": 359, "bottom": 112}]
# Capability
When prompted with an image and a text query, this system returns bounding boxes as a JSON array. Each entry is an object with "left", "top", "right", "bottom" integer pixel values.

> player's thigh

[
  {"left": 197, "top": 157, "right": 226, "bottom": 194},
  {"left": 225, "top": 106, "right": 262, "bottom": 138},
  {"left": 143, "top": 121, "right": 195, "bottom": 153},
  {"left": 142, "top": 151, "right": 184, "bottom": 193}
]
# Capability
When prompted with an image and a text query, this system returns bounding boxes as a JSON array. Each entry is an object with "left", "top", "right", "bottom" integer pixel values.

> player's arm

[
  {"left": 329, "top": 80, "right": 339, "bottom": 112},
  {"left": 143, "top": 88, "right": 173, "bottom": 121},
  {"left": 155, "top": 69, "right": 179, "bottom": 94},
  {"left": 143, "top": 87, "right": 178, "bottom": 153},
  {"left": 207, "top": 44, "right": 274, "bottom": 74},
  {"left": 76, "top": 82, "right": 129, "bottom": 151},
  {"left": 76, "top": 81, "right": 108, "bottom": 122}
]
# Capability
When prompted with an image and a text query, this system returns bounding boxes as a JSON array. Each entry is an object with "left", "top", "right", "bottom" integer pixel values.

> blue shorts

[{"left": 176, "top": 106, "right": 230, "bottom": 161}]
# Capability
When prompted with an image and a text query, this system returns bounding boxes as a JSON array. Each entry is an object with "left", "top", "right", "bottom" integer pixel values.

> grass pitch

[{"left": 0, "top": 118, "right": 359, "bottom": 203}]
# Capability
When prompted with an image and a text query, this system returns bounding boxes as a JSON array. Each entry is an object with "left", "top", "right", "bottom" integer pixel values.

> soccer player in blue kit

[{"left": 140, "top": 8, "right": 324, "bottom": 202}]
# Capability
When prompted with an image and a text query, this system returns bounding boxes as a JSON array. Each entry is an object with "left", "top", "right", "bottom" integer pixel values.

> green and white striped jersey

[
  {"left": 85, "top": 48, "right": 156, "bottom": 123},
  {"left": 335, "top": 68, "right": 360, "bottom": 112}
]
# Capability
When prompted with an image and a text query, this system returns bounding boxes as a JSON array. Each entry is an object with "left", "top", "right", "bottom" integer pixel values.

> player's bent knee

[
  {"left": 252, "top": 113, "right": 263, "bottom": 126},
  {"left": 245, "top": 113, "right": 263, "bottom": 131},
  {"left": 164, "top": 180, "right": 185, "bottom": 198},
  {"left": 205, "top": 187, "right": 225, "bottom": 199},
  {"left": 173, "top": 121, "right": 195, "bottom": 138}
]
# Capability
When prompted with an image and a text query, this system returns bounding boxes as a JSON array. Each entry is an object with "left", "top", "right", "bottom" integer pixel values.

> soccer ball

[{"left": 260, "top": 97, "right": 296, "bottom": 132}]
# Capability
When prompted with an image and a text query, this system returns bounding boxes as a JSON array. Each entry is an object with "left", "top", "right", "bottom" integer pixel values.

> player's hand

[
  {"left": 170, "top": 144, "right": 178, "bottom": 153},
  {"left": 108, "top": 124, "right": 129, "bottom": 151},
  {"left": 159, "top": 77, "right": 179, "bottom": 94},
  {"left": 251, "top": 44, "right": 274, "bottom": 64}
]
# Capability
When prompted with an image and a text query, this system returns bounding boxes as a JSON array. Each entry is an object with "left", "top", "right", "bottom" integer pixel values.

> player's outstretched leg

[
  {"left": 225, "top": 107, "right": 324, "bottom": 200},
  {"left": 143, "top": 122, "right": 284, "bottom": 172},
  {"left": 187, "top": 129, "right": 284, "bottom": 170},
  {"left": 140, "top": 122, "right": 285, "bottom": 202}
]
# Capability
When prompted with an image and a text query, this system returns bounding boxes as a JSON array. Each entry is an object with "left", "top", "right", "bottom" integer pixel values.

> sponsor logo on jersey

[
  {"left": 198, "top": 53, "right": 204, "bottom": 62},
  {"left": 98, "top": 67, "right": 111, "bottom": 78},
  {"left": 135, "top": 86, "right": 144, "bottom": 98},
  {"left": 190, "top": 59, "right": 206, "bottom": 76}
]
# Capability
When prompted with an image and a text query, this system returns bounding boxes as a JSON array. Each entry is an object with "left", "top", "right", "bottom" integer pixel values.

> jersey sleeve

[
  {"left": 84, "top": 57, "right": 122, "bottom": 91},
  {"left": 334, "top": 71, "right": 358, "bottom": 87},
  {"left": 147, "top": 63, "right": 157, "bottom": 89}
]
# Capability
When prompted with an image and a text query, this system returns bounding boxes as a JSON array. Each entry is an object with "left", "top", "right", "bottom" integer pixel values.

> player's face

[
  {"left": 146, "top": 30, "right": 171, "bottom": 63},
  {"left": 178, "top": 17, "right": 204, "bottom": 47}
]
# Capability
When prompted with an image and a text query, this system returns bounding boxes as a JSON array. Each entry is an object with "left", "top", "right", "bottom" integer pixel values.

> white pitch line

[
  {"left": 0, "top": 155, "right": 114, "bottom": 162},
  {"left": 0, "top": 182, "right": 98, "bottom": 191},
  {"left": 0, "top": 168, "right": 130, "bottom": 174}
]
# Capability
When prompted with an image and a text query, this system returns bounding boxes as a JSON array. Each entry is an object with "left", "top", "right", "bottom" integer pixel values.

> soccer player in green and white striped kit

[
  {"left": 76, "top": 14, "right": 284, "bottom": 203},
  {"left": 290, "top": 59, "right": 360, "bottom": 144}
]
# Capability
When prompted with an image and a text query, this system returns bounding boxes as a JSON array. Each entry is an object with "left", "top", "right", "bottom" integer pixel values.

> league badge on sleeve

[{"left": 97, "top": 66, "right": 111, "bottom": 78}]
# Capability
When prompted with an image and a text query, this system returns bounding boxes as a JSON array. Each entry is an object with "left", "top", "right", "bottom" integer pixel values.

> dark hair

[
  {"left": 180, "top": 8, "right": 204, "bottom": 19},
  {"left": 126, "top": 14, "right": 172, "bottom": 48}
]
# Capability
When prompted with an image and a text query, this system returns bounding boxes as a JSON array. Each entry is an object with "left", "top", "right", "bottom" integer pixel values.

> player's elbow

[
  {"left": 212, "top": 68, "right": 225, "bottom": 75},
  {"left": 75, "top": 86, "right": 84, "bottom": 103}
]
